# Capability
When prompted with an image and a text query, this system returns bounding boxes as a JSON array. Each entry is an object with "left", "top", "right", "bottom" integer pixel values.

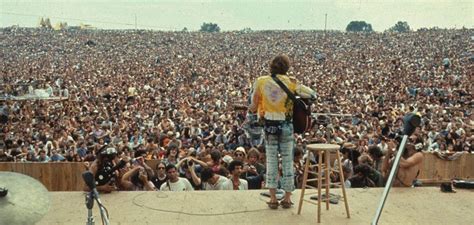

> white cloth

[
  {"left": 160, "top": 177, "right": 194, "bottom": 191},
  {"left": 203, "top": 175, "right": 228, "bottom": 190},
  {"left": 222, "top": 178, "right": 248, "bottom": 190}
]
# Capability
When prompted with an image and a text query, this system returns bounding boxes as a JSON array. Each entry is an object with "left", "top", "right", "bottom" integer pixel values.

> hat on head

[
  {"left": 235, "top": 146, "right": 246, "bottom": 155},
  {"left": 187, "top": 147, "right": 197, "bottom": 157},
  {"left": 167, "top": 131, "right": 174, "bottom": 136},
  {"left": 222, "top": 155, "right": 233, "bottom": 164}
]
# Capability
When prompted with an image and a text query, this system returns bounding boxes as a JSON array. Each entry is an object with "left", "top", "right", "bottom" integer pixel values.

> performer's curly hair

[{"left": 270, "top": 54, "right": 290, "bottom": 75}]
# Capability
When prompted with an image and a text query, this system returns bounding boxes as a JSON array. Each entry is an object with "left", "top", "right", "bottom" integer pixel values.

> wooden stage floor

[{"left": 36, "top": 187, "right": 473, "bottom": 225}]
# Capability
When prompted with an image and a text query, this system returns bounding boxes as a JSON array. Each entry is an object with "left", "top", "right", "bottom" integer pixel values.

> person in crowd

[
  {"left": 200, "top": 167, "right": 228, "bottom": 190},
  {"left": 160, "top": 164, "right": 194, "bottom": 191},
  {"left": 357, "top": 153, "right": 384, "bottom": 187},
  {"left": 293, "top": 147, "right": 305, "bottom": 189},
  {"left": 87, "top": 146, "right": 125, "bottom": 192},
  {"left": 241, "top": 147, "right": 266, "bottom": 189},
  {"left": 36, "top": 149, "right": 51, "bottom": 162},
  {"left": 121, "top": 163, "right": 156, "bottom": 191},
  {"left": 150, "top": 161, "right": 168, "bottom": 190},
  {"left": 162, "top": 144, "right": 180, "bottom": 165},
  {"left": 368, "top": 145, "right": 384, "bottom": 172},
  {"left": 50, "top": 149, "right": 66, "bottom": 162},
  {"left": 176, "top": 156, "right": 203, "bottom": 190},
  {"left": 347, "top": 164, "right": 376, "bottom": 188},
  {"left": 1, "top": 28, "right": 471, "bottom": 195},
  {"left": 382, "top": 138, "right": 424, "bottom": 187},
  {"left": 223, "top": 160, "right": 248, "bottom": 190}
]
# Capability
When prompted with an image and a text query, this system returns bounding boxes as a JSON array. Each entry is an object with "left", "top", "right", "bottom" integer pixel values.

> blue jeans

[{"left": 264, "top": 122, "right": 295, "bottom": 192}]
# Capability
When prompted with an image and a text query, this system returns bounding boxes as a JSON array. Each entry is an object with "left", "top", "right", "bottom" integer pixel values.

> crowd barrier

[
  {"left": 0, "top": 153, "right": 472, "bottom": 191},
  {"left": 419, "top": 152, "right": 474, "bottom": 184},
  {"left": 0, "top": 162, "right": 86, "bottom": 191}
]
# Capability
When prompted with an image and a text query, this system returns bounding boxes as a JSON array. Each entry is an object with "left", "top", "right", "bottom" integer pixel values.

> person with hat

[
  {"left": 233, "top": 146, "right": 247, "bottom": 162},
  {"left": 247, "top": 54, "right": 316, "bottom": 209}
]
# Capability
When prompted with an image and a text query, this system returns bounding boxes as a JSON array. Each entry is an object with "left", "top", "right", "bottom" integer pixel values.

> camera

[{"left": 187, "top": 159, "right": 194, "bottom": 167}]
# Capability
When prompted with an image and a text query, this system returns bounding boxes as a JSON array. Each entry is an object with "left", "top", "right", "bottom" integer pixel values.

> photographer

[
  {"left": 176, "top": 156, "right": 204, "bottom": 190},
  {"left": 347, "top": 164, "right": 376, "bottom": 188},
  {"left": 87, "top": 146, "right": 126, "bottom": 193},
  {"left": 121, "top": 160, "right": 156, "bottom": 191},
  {"left": 241, "top": 148, "right": 265, "bottom": 189}
]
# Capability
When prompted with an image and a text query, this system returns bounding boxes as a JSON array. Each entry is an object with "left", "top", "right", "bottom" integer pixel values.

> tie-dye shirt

[{"left": 248, "top": 74, "right": 316, "bottom": 121}]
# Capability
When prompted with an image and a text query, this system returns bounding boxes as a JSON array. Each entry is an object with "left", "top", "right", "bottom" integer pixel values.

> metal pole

[
  {"left": 95, "top": 197, "right": 110, "bottom": 225},
  {"left": 324, "top": 13, "right": 327, "bottom": 32},
  {"left": 86, "top": 192, "right": 95, "bottom": 225},
  {"left": 371, "top": 135, "right": 409, "bottom": 225},
  {"left": 312, "top": 113, "right": 352, "bottom": 117},
  {"left": 99, "top": 204, "right": 110, "bottom": 225}
]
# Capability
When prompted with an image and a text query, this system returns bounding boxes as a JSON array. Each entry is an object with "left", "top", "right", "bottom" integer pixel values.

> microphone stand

[
  {"left": 371, "top": 135, "right": 408, "bottom": 225},
  {"left": 85, "top": 191, "right": 95, "bottom": 225},
  {"left": 85, "top": 189, "right": 110, "bottom": 225},
  {"left": 96, "top": 194, "right": 110, "bottom": 225}
]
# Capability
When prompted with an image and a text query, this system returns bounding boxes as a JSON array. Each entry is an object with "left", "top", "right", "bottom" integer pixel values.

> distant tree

[
  {"left": 240, "top": 27, "right": 252, "bottom": 33},
  {"left": 200, "top": 22, "right": 220, "bottom": 33},
  {"left": 44, "top": 18, "right": 52, "bottom": 29},
  {"left": 182, "top": 27, "right": 188, "bottom": 32},
  {"left": 389, "top": 21, "right": 410, "bottom": 32},
  {"left": 39, "top": 17, "right": 52, "bottom": 29},
  {"left": 39, "top": 17, "right": 45, "bottom": 27},
  {"left": 346, "top": 21, "right": 373, "bottom": 32}
]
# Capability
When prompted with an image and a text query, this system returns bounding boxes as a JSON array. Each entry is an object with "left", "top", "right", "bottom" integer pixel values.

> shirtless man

[{"left": 382, "top": 138, "right": 423, "bottom": 187}]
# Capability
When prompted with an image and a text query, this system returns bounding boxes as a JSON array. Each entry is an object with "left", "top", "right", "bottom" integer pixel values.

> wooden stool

[{"left": 297, "top": 144, "right": 350, "bottom": 223}]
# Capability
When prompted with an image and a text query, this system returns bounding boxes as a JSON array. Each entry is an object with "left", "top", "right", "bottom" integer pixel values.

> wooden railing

[
  {"left": 419, "top": 152, "right": 474, "bottom": 183},
  {"left": 0, "top": 162, "right": 86, "bottom": 191},
  {"left": 1, "top": 153, "right": 473, "bottom": 191}
]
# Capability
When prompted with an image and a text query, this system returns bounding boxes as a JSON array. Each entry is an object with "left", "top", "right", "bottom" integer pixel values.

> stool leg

[
  {"left": 336, "top": 150, "right": 351, "bottom": 218},
  {"left": 297, "top": 151, "right": 311, "bottom": 215},
  {"left": 317, "top": 151, "right": 323, "bottom": 223},
  {"left": 325, "top": 150, "right": 330, "bottom": 210}
]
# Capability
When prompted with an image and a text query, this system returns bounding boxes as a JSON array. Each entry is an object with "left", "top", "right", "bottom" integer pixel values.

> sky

[{"left": 0, "top": 0, "right": 472, "bottom": 31}]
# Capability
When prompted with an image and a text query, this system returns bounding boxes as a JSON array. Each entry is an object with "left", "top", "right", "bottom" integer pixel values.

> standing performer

[{"left": 248, "top": 54, "right": 315, "bottom": 209}]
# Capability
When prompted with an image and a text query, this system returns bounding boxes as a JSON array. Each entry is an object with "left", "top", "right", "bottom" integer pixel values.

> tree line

[{"left": 199, "top": 21, "right": 413, "bottom": 33}]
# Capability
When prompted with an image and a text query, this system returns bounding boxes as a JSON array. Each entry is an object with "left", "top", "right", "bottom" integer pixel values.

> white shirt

[
  {"left": 222, "top": 178, "right": 248, "bottom": 190},
  {"left": 160, "top": 177, "right": 194, "bottom": 191},
  {"left": 377, "top": 142, "right": 388, "bottom": 155},
  {"left": 203, "top": 175, "right": 228, "bottom": 190}
]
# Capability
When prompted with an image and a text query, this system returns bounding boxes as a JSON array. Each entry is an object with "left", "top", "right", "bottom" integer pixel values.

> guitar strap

[
  {"left": 271, "top": 73, "right": 298, "bottom": 104},
  {"left": 271, "top": 73, "right": 311, "bottom": 134}
]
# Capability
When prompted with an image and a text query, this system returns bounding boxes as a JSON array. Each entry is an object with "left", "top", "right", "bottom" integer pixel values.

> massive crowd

[{"left": 0, "top": 27, "right": 472, "bottom": 191}]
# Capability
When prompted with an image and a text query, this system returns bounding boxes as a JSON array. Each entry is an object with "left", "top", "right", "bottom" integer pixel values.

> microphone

[
  {"left": 402, "top": 113, "right": 421, "bottom": 136},
  {"left": 82, "top": 171, "right": 100, "bottom": 200}
]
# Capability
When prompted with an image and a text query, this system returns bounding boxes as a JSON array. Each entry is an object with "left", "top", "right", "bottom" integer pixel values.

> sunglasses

[
  {"left": 235, "top": 153, "right": 244, "bottom": 157},
  {"left": 157, "top": 167, "right": 165, "bottom": 170}
]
